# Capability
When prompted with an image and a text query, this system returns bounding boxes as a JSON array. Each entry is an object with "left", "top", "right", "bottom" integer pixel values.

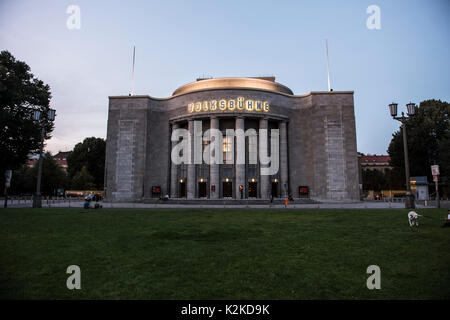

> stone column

[
  {"left": 235, "top": 117, "right": 245, "bottom": 199},
  {"left": 259, "top": 118, "right": 269, "bottom": 199},
  {"left": 170, "top": 122, "right": 179, "bottom": 198},
  {"left": 187, "top": 120, "right": 195, "bottom": 199},
  {"left": 210, "top": 117, "right": 220, "bottom": 199},
  {"left": 279, "top": 121, "right": 288, "bottom": 197}
]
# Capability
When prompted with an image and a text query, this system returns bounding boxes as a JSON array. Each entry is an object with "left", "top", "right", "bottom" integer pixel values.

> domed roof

[{"left": 172, "top": 77, "right": 293, "bottom": 96}]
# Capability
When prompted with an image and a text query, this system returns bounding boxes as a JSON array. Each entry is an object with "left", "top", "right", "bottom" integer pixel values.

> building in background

[
  {"left": 26, "top": 151, "right": 71, "bottom": 171},
  {"left": 105, "top": 77, "right": 360, "bottom": 202},
  {"left": 359, "top": 154, "right": 392, "bottom": 173},
  {"left": 53, "top": 151, "right": 71, "bottom": 171}
]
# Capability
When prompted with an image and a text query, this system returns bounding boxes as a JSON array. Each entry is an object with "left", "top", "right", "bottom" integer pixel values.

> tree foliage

[
  {"left": 9, "top": 153, "right": 68, "bottom": 196},
  {"left": 71, "top": 166, "right": 95, "bottom": 190},
  {"left": 387, "top": 99, "right": 449, "bottom": 194},
  {"left": 67, "top": 137, "right": 106, "bottom": 189},
  {"left": 8, "top": 165, "right": 35, "bottom": 195},
  {"left": 0, "top": 50, "right": 54, "bottom": 177},
  {"left": 361, "top": 168, "right": 408, "bottom": 192},
  {"left": 362, "top": 169, "right": 386, "bottom": 192},
  {"left": 383, "top": 168, "right": 405, "bottom": 190}
]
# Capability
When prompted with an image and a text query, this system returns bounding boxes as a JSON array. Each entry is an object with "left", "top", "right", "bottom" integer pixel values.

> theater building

[{"left": 105, "top": 77, "right": 360, "bottom": 202}]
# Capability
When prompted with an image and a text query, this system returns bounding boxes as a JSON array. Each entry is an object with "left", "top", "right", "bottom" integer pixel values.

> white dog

[{"left": 408, "top": 211, "right": 422, "bottom": 227}]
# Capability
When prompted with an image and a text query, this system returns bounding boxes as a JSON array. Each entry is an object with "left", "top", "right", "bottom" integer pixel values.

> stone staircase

[{"left": 142, "top": 198, "right": 319, "bottom": 205}]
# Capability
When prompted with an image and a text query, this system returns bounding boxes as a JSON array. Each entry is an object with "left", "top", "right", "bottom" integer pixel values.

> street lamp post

[
  {"left": 389, "top": 102, "right": 416, "bottom": 209},
  {"left": 32, "top": 109, "right": 56, "bottom": 208}
]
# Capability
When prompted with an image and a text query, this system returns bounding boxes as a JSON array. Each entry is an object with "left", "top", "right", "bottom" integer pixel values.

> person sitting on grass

[
  {"left": 83, "top": 199, "right": 91, "bottom": 209},
  {"left": 442, "top": 210, "right": 450, "bottom": 228}
]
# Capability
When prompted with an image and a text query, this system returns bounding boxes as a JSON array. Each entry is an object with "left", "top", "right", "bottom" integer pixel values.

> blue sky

[{"left": 1, "top": 0, "right": 449, "bottom": 155}]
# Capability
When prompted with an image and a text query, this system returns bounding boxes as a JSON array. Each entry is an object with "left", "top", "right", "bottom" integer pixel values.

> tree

[
  {"left": 387, "top": 99, "right": 449, "bottom": 195},
  {"left": 71, "top": 166, "right": 95, "bottom": 190},
  {"left": 9, "top": 153, "right": 68, "bottom": 196},
  {"left": 0, "top": 51, "right": 54, "bottom": 189},
  {"left": 384, "top": 168, "right": 404, "bottom": 190},
  {"left": 67, "top": 137, "right": 106, "bottom": 189},
  {"left": 362, "top": 169, "right": 386, "bottom": 192},
  {"left": 8, "top": 164, "right": 35, "bottom": 195},
  {"left": 35, "top": 153, "right": 68, "bottom": 196}
]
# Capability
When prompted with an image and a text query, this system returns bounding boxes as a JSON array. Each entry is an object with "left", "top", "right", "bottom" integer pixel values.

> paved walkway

[{"left": 3, "top": 199, "right": 446, "bottom": 209}]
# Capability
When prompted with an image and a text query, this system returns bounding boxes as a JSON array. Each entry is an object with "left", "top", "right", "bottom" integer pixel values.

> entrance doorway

[
  {"left": 198, "top": 182, "right": 207, "bottom": 198},
  {"left": 179, "top": 181, "right": 186, "bottom": 198},
  {"left": 248, "top": 182, "right": 257, "bottom": 198},
  {"left": 223, "top": 181, "right": 232, "bottom": 198},
  {"left": 271, "top": 182, "right": 279, "bottom": 198}
]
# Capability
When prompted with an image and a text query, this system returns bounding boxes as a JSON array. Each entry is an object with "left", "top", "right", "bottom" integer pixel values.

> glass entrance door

[
  {"left": 248, "top": 182, "right": 257, "bottom": 198},
  {"left": 271, "top": 182, "right": 279, "bottom": 198},
  {"left": 179, "top": 181, "right": 186, "bottom": 198},
  {"left": 223, "top": 182, "right": 232, "bottom": 198},
  {"left": 198, "top": 182, "right": 207, "bottom": 198}
]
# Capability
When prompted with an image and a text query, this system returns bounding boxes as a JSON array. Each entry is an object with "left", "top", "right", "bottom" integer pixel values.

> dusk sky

[{"left": 1, "top": 0, "right": 449, "bottom": 155}]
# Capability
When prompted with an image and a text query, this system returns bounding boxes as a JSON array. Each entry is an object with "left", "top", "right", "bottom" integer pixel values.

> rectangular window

[
  {"left": 180, "top": 164, "right": 187, "bottom": 180},
  {"left": 248, "top": 135, "right": 257, "bottom": 165},
  {"left": 223, "top": 136, "right": 233, "bottom": 164}
]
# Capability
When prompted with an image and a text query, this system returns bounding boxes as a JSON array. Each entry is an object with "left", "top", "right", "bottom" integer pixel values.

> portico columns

[
  {"left": 170, "top": 122, "right": 179, "bottom": 198},
  {"left": 259, "top": 118, "right": 269, "bottom": 199},
  {"left": 279, "top": 121, "right": 288, "bottom": 197},
  {"left": 210, "top": 117, "right": 220, "bottom": 199},
  {"left": 235, "top": 117, "right": 245, "bottom": 199},
  {"left": 187, "top": 120, "right": 195, "bottom": 199}
]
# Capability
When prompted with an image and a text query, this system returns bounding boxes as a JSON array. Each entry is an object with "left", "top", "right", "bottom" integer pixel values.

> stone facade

[{"left": 105, "top": 77, "right": 360, "bottom": 202}]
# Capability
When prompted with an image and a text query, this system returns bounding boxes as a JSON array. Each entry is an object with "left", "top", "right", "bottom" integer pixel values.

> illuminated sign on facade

[{"left": 187, "top": 97, "right": 270, "bottom": 113}]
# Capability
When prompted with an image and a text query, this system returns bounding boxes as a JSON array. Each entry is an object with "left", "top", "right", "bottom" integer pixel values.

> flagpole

[
  {"left": 326, "top": 40, "right": 331, "bottom": 92},
  {"left": 131, "top": 45, "right": 135, "bottom": 96}
]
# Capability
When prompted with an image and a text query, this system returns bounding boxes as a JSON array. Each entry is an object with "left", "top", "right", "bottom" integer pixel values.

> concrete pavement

[{"left": 3, "top": 199, "right": 447, "bottom": 209}]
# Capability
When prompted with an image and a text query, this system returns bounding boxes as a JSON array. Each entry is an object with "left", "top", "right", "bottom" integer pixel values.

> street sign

[
  {"left": 431, "top": 165, "right": 440, "bottom": 176},
  {"left": 431, "top": 165, "right": 440, "bottom": 209}
]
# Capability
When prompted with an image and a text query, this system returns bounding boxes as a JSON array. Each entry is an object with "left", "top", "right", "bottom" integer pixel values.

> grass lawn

[{"left": 0, "top": 208, "right": 449, "bottom": 299}]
